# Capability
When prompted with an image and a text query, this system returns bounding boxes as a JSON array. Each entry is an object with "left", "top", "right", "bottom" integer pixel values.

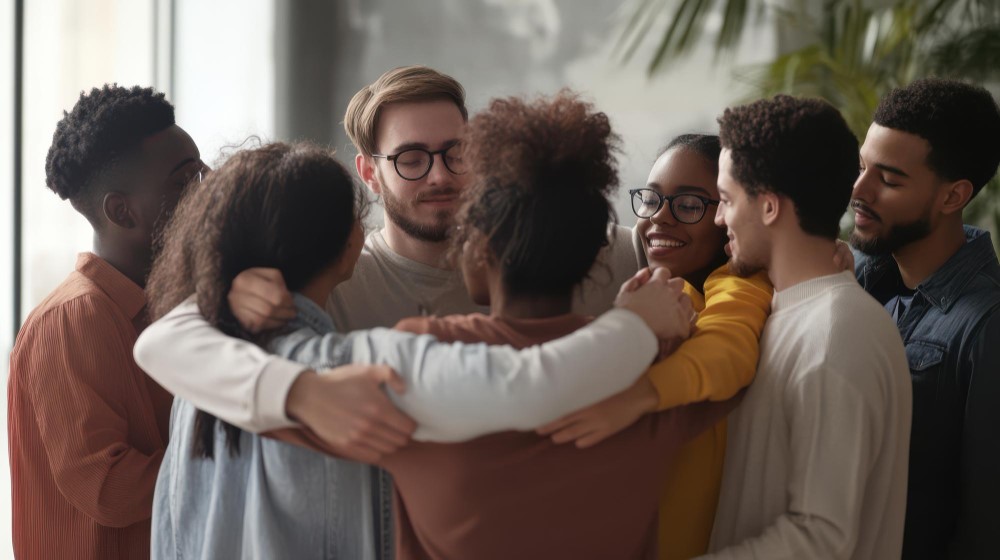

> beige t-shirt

[
  {"left": 326, "top": 225, "right": 639, "bottom": 331},
  {"left": 702, "top": 271, "right": 912, "bottom": 560}
]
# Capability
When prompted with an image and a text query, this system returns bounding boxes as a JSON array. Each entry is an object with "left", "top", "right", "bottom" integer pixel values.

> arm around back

[{"left": 648, "top": 265, "right": 772, "bottom": 410}]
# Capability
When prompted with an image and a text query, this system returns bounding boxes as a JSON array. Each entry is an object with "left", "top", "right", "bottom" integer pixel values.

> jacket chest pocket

[{"left": 905, "top": 340, "right": 950, "bottom": 481}]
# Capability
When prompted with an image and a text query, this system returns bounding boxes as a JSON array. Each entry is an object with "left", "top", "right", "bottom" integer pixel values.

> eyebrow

[
  {"left": 169, "top": 158, "right": 198, "bottom": 175},
  {"left": 646, "top": 183, "right": 715, "bottom": 197},
  {"left": 389, "top": 138, "right": 461, "bottom": 154},
  {"left": 873, "top": 162, "right": 910, "bottom": 178}
]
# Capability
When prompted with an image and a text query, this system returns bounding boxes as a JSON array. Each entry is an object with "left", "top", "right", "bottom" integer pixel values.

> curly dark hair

[
  {"left": 874, "top": 78, "right": 1000, "bottom": 197},
  {"left": 659, "top": 133, "right": 721, "bottom": 169},
  {"left": 718, "top": 95, "right": 858, "bottom": 239},
  {"left": 147, "top": 141, "right": 369, "bottom": 458},
  {"left": 45, "top": 84, "right": 175, "bottom": 220},
  {"left": 454, "top": 90, "right": 620, "bottom": 297}
]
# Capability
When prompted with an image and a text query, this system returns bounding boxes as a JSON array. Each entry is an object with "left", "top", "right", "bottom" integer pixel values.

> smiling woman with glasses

[
  {"left": 629, "top": 188, "right": 719, "bottom": 224},
  {"left": 371, "top": 141, "right": 467, "bottom": 181}
]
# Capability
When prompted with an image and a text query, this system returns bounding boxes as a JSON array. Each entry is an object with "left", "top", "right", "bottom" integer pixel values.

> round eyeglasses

[
  {"left": 371, "top": 142, "right": 467, "bottom": 181},
  {"left": 629, "top": 188, "right": 720, "bottom": 224}
]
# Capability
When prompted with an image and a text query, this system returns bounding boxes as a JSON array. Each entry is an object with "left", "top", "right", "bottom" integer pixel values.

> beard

[
  {"left": 381, "top": 185, "right": 455, "bottom": 243},
  {"left": 849, "top": 211, "right": 932, "bottom": 257},
  {"left": 728, "top": 256, "right": 764, "bottom": 278}
]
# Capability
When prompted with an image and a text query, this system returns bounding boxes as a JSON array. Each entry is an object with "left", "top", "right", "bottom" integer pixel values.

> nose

[
  {"left": 651, "top": 199, "right": 678, "bottom": 226},
  {"left": 852, "top": 171, "right": 876, "bottom": 203},
  {"left": 714, "top": 204, "right": 726, "bottom": 227},
  {"left": 425, "top": 153, "right": 453, "bottom": 186}
]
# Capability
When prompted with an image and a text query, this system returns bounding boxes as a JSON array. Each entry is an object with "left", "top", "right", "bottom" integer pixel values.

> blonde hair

[{"left": 344, "top": 66, "right": 468, "bottom": 157}]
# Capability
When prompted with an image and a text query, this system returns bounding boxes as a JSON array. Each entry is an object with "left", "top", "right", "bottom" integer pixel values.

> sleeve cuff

[
  {"left": 602, "top": 308, "right": 658, "bottom": 362},
  {"left": 254, "top": 357, "right": 310, "bottom": 430}
]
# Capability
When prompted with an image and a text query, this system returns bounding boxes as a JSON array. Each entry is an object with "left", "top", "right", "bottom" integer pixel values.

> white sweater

[
  {"left": 133, "top": 226, "right": 642, "bottom": 438},
  {"left": 701, "top": 271, "right": 911, "bottom": 560}
]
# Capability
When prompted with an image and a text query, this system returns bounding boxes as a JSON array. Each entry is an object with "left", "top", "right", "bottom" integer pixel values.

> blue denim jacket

[
  {"left": 151, "top": 296, "right": 393, "bottom": 560},
  {"left": 855, "top": 226, "right": 1000, "bottom": 560}
]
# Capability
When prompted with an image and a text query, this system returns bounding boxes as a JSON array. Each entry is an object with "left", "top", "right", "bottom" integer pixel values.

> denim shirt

[
  {"left": 151, "top": 295, "right": 393, "bottom": 560},
  {"left": 855, "top": 226, "right": 1000, "bottom": 560}
]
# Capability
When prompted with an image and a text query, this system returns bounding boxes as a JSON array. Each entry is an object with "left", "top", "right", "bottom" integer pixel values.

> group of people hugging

[{"left": 9, "top": 65, "right": 1000, "bottom": 560}]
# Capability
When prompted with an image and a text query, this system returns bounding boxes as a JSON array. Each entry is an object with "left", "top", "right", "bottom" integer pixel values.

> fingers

[
  {"left": 536, "top": 413, "right": 579, "bottom": 436},
  {"left": 619, "top": 267, "right": 652, "bottom": 294},
  {"left": 548, "top": 421, "right": 594, "bottom": 445},
  {"left": 574, "top": 429, "right": 613, "bottom": 449},
  {"left": 649, "top": 267, "right": 673, "bottom": 285},
  {"left": 374, "top": 366, "right": 408, "bottom": 395}
]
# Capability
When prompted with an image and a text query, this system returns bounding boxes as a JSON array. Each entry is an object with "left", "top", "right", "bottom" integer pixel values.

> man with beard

[
  {"left": 700, "top": 95, "right": 911, "bottom": 559},
  {"left": 133, "top": 67, "right": 640, "bottom": 558},
  {"left": 8, "top": 85, "right": 205, "bottom": 558},
  {"left": 850, "top": 78, "right": 1000, "bottom": 559}
]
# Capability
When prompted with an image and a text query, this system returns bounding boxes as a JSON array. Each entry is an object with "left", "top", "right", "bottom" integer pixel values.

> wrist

[
  {"left": 631, "top": 376, "right": 660, "bottom": 414},
  {"left": 285, "top": 370, "right": 319, "bottom": 423}
]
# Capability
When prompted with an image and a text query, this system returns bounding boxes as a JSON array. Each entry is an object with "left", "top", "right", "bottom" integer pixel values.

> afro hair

[
  {"left": 45, "top": 84, "right": 175, "bottom": 212},
  {"left": 718, "top": 94, "right": 858, "bottom": 239},
  {"left": 874, "top": 78, "right": 1000, "bottom": 197}
]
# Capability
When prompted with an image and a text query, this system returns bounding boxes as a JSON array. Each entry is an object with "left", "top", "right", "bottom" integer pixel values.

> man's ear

[
  {"left": 356, "top": 153, "right": 381, "bottom": 196},
  {"left": 760, "top": 191, "right": 781, "bottom": 227},
  {"left": 940, "top": 179, "right": 974, "bottom": 215},
  {"left": 102, "top": 192, "right": 136, "bottom": 229}
]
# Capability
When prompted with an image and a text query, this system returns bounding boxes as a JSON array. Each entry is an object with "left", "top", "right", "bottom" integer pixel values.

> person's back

[
  {"left": 709, "top": 272, "right": 910, "bottom": 558},
  {"left": 386, "top": 313, "right": 723, "bottom": 560}
]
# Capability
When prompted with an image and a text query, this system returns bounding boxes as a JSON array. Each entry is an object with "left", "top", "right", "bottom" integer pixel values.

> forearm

[
  {"left": 50, "top": 444, "right": 164, "bottom": 528},
  {"left": 133, "top": 300, "right": 307, "bottom": 432},
  {"left": 350, "top": 308, "right": 658, "bottom": 442},
  {"left": 698, "top": 514, "right": 850, "bottom": 560},
  {"left": 648, "top": 270, "right": 770, "bottom": 409}
]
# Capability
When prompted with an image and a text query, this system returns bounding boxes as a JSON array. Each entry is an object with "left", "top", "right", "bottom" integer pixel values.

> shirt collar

[
  {"left": 861, "top": 226, "right": 997, "bottom": 312},
  {"left": 917, "top": 226, "right": 997, "bottom": 311},
  {"left": 75, "top": 252, "right": 147, "bottom": 319},
  {"left": 289, "top": 293, "right": 335, "bottom": 334}
]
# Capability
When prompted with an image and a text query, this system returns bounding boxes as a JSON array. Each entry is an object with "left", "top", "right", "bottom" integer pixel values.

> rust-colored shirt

[
  {"left": 8, "top": 253, "right": 173, "bottom": 559},
  {"left": 383, "top": 313, "right": 737, "bottom": 560}
]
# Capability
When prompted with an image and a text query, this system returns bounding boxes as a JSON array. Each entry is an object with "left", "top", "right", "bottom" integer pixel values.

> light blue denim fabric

[{"left": 151, "top": 295, "right": 392, "bottom": 560}]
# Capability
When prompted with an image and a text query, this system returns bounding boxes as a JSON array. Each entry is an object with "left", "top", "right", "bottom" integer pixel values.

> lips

[
  {"left": 645, "top": 232, "right": 688, "bottom": 257},
  {"left": 851, "top": 200, "right": 881, "bottom": 226},
  {"left": 417, "top": 189, "right": 460, "bottom": 205}
]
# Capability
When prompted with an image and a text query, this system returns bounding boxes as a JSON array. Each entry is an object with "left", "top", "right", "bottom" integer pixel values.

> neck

[
  {"left": 768, "top": 232, "right": 842, "bottom": 292},
  {"left": 891, "top": 221, "right": 966, "bottom": 289},
  {"left": 93, "top": 233, "right": 149, "bottom": 288},
  {"left": 381, "top": 217, "right": 452, "bottom": 269},
  {"left": 486, "top": 272, "right": 573, "bottom": 319},
  {"left": 684, "top": 252, "right": 728, "bottom": 294},
  {"left": 491, "top": 292, "right": 573, "bottom": 319}
]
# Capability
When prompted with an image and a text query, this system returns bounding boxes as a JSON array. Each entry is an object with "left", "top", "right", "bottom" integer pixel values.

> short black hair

[
  {"left": 718, "top": 95, "right": 858, "bottom": 239},
  {"left": 458, "top": 91, "right": 619, "bottom": 297},
  {"left": 659, "top": 134, "right": 721, "bottom": 169},
  {"left": 45, "top": 84, "right": 176, "bottom": 218},
  {"left": 874, "top": 78, "right": 1000, "bottom": 197}
]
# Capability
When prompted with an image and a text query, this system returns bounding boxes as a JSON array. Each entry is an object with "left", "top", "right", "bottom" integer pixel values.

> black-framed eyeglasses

[
  {"left": 371, "top": 142, "right": 467, "bottom": 181},
  {"left": 629, "top": 188, "right": 719, "bottom": 224}
]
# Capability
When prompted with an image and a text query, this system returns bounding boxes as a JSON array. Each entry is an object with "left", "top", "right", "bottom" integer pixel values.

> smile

[{"left": 648, "top": 238, "right": 686, "bottom": 248}]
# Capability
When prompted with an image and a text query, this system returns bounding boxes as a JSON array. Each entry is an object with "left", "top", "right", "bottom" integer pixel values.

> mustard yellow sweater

[{"left": 651, "top": 264, "right": 772, "bottom": 560}]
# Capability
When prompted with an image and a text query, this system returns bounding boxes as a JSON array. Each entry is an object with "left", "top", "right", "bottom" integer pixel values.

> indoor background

[{"left": 2, "top": 1, "right": 997, "bottom": 556}]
